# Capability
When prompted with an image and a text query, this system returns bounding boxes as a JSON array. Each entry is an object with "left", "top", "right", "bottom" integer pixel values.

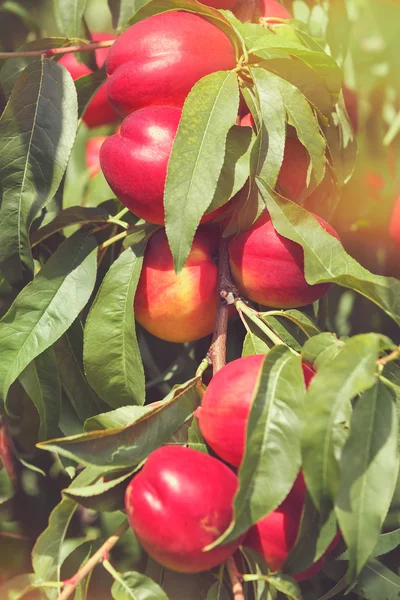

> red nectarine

[
  {"left": 86, "top": 136, "right": 107, "bottom": 178},
  {"left": 228, "top": 210, "right": 339, "bottom": 308},
  {"left": 389, "top": 195, "right": 400, "bottom": 247},
  {"left": 259, "top": 0, "right": 292, "bottom": 21},
  {"left": 135, "top": 229, "right": 218, "bottom": 343},
  {"left": 125, "top": 445, "right": 244, "bottom": 573},
  {"left": 106, "top": 11, "right": 237, "bottom": 116},
  {"left": 197, "top": 354, "right": 314, "bottom": 466},
  {"left": 59, "top": 33, "right": 119, "bottom": 128}
]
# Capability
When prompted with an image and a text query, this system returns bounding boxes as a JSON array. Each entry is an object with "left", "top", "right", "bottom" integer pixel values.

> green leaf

[
  {"left": 321, "top": 97, "right": 357, "bottom": 186},
  {"left": 165, "top": 70, "right": 239, "bottom": 272},
  {"left": 301, "top": 332, "right": 344, "bottom": 369},
  {"left": 53, "top": 0, "right": 88, "bottom": 38},
  {"left": 54, "top": 320, "right": 102, "bottom": 423},
  {"left": 84, "top": 405, "right": 157, "bottom": 432},
  {"left": 18, "top": 347, "right": 61, "bottom": 441},
  {"left": 0, "top": 573, "right": 50, "bottom": 600},
  {"left": 31, "top": 206, "right": 109, "bottom": 246},
  {"left": 108, "top": 0, "right": 137, "bottom": 30},
  {"left": 111, "top": 571, "right": 169, "bottom": 600},
  {"left": 84, "top": 244, "right": 146, "bottom": 409},
  {"left": 32, "top": 468, "right": 100, "bottom": 598},
  {"left": 335, "top": 381, "right": 399, "bottom": 582},
  {"left": 207, "top": 125, "right": 253, "bottom": 212},
  {"left": 63, "top": 469, "right": 137, "bottom": 512},
  {"left": 372, "top": 529, "right": 400, "bottom": 558},
  {"left": 0, "top": 231, "right": 97, "bottom": 409},
  {"left": 249, "top": 68, "right": 286, "bottom": 189},
  {"left": 38, "top": 378, "right": 201, "bottom": 469},
  {"left": 0, "top": 59, "right": 78, "bottom": 285},
  {"left": 353, "top": 559, "right": 400, "bottom": 600},
  {"left": 261, "top": 314, "right": 302, "bottom": 352},
  {"left": 302, "top": 334, "right": 392, "bottom": 521},
  {"left": 267, "top": 574, "right": 302, "bottom": 600},
  {"left": 213, "top": 347, "right": 305, "bottom": 546},
  {"left": 242, "top": 332, "right": 270, "bottom": 357},
  {"left": 259, "top": 185, "right": 400, "bottom": 327},
  {"left": 267, "top": 309, "right": 321, "bottom": 338}
]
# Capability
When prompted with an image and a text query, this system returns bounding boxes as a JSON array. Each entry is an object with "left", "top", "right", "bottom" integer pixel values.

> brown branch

[
  {"left": 0, "top": 40, "right": 114, "bottom": 60},
  {"left": 56, "top": 521, "right": 129, "bottom": 600},
  {"left": 377, "top": 347, "right": 400, "bottom": 367},
  {"left": 226, "top": 556, "right": 246, "bottom": 600},
  {"left": 207, "top": 237, "right": 238, "bottom": 375}
]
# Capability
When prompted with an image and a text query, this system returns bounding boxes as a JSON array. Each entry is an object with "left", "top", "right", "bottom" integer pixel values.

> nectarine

[
  {"left": 135, "top": 229, "right": 218, "bottom": 343},
  {"left": 277, "top": 136, "right": 309, "bottom": 201},
  {"left": 59, "top": 33, "right": 118, "bottom": 128},
  {"left": 197, "top": 354, "right": 314, "bottom": 466},
  {"left": 125, "top": 446, "right": 244, "bottom": 573},
  {"left": 106, "top": 11, "right": 237, "bottom": 116},
  {"left": 86, "top": 136, "right": 107, "bottom": 178},
  {"left": 389, "top": 195, "right": 400, "bottom": 247},
  {"left": 228, "top": 210, "right": 339, "bottom": 308},
  {"left": 259, "top": 0, "right": 292, "bottom": 21}
]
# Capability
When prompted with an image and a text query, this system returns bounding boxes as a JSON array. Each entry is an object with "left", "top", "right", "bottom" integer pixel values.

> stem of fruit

[
  {"left": 0, "top": 40, "right": 114, "bottom": 59},
  {"left": 208, "top": 237, "right": 237, "bottom": 375},
  {"left": 113, "top": 207, "right": 130, "bottom": 221},
  {"left": 98, "top": 230, "right": 128, "bottom": 251},
  {"left": 56, "top": 520, "right": 129, "bottom": 600},
  {"left": 227, "top": 556, "right": 246, "bottom": 600},
  {"left": 377, "top": 347, "right": 400, "bottom": 367}
]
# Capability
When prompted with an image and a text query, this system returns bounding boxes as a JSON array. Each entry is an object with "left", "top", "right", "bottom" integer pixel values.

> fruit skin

[
  {"left": 125, "top": 445, "right": 245, "bottom": 573},
  {"left": 59, "top": 33, "right": 118, "bottom": 128},
  {"left": 197, "top": 354, "right": 315, "bottom": 467},
  {"left": 244, "top": 473, "right": 339, "bottom": 581},
  {"left": 259, "top": 0, "right": 292, "bottom": 20},
  {"left": 135, "top": 228, "right": 218, "bottom": 343},
  {"left": 86, "top": 136, "right": 107, "bottom": 178},
  {"left": 229, "top": 210, "right": 339, "bottom": 308},
  {"left": 100, "top": 106, "right": 181, "bottom": 225},
  {"left": 106, "top": 11, "right": 237, "bottom": 117}
]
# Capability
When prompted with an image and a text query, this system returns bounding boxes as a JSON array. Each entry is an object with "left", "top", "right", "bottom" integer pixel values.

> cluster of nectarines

[
  {"left": 69, "top": 0, "right": 344, "bottom": 580},
  {"left": 125, "top": 354, "right": 339, "bottom": 576}
]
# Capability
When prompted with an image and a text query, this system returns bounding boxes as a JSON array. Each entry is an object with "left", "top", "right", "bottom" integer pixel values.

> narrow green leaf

[
  {"left": 165, "top": 70, "right": 239, "bottom": 272},
  {"left": 335, "top": 382, "right": 399, "bottom": 581},
  {"left": 0, "top": 231, "right": 98, "bottom": 409},
  {"left": 372, "top": 529, "right": 400, "bottom": 558},
  {"left": 108, "top": 0, "right": 136, "bottom": 30},
  {"left": 242, "top": 332, "right": 270, "bottom": 357},
  {"left": 213, "top": 347, "right": 305, "bottom": 546},
  {"left": 261, "top": 314, "right": 302, "bottom": 352},
  {"left": 267, "top": 309, "right": 321, "bottom": 338},
  {"left": 19, "top": 347, "right": 61, "bottom": 441},
  {"left": 302, "top": 334, "right": 392, "bottom": 521},
  {"left": 63, "top": 469, "right": 137, "bottom": 512},
  {"left": 111, "top": 571, "right": 169, "bottom": 600},
  {"left": 249, "top": 68, "right": 286, "bottom": 189},
  {"left": 0, "top": 59, "right": 78, "bottom": 285},
  {"left": 53, "top": 0, "right": 88, "bottom": 38},
  {"left": 353, "top": 559, "right": 400, "bottom": 600},
  {"left": 0, "top": 573, "right": 50, "bottom": 600},
  {"left": 321, "top": 97, "right": 357, "bottom": 186},
  {"left": 259, "top": 185, "right": 400, "bottom": 327},
  {"left": 38, "top": 378, "right": 201, "bottom": 469},
  {"left": 54, "top": 320, "right": 102, "bottom": 423},
  {"left": 31, "top": 206, "right": 109, "bottom": 246},
  {"left": 84, "top": 244, "right": 146, "bottom": 409},
  {"left": 301, "top": 332, "right": 344, "bottom": 369},
  {"left": 32, "top": 468, "right": 100, "bottom": 598},
  {"left": 84, "top": 405, "right": 157, "bottom": 432},
  {"left": 267, "top": 574, "right": 302, "bottom": 600}
]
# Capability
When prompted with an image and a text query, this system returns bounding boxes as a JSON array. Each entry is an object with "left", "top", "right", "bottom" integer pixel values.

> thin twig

[
  {"left": 98, "top": 230, "right": 127, "bottom": 251},
  {"left": 377, "top": 347, "right": 400, "bottom": 367},
  {"left": 0, "top": 40, "right": 114, "bottom": 59},
  {"left": 56, "top": 521, "right": 129, "bottom": 600},
  {"left": 226, "top": 556, "right": 246, "bottom": 600},
  {"left": 208, "top": 237, "right": 238, "bottom": 375}
]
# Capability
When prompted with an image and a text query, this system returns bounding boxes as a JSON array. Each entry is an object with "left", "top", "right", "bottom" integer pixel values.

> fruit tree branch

[
  {"left": 56, "top": 520, "right": 129, "bottom": 600},
  {"left": 208, "top": 237, "right": 238, "bottom": 375},
  {"left": 0, "top": 40, "right": 114, "bottom": 59},
  {"left": 227, "top": 556, "right": 246, "bottom": 600}
]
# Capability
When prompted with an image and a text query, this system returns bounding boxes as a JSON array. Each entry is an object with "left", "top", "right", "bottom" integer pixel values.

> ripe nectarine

[
  {"left": 86, "top": 136, "right": 107, "bottom": 178},
  {"left": 59, "top": 33, "right": 118, "bottom": 128},
  {"left": 197, "top": 354, "right": 314, "bottom": 466},
  {"left": 135, "top": 229, "right": 218, "bottom": 343},
  {"left": 106, "top": 11, "right": 237, "bottom": 116},
  {"left": 259, "top": 0, "right": 292, "bottom": 21},
  {"left": 228, "top": 210, "right": 339, "bottom": 308},
  {"left": 125, "top": 446, "right": 244, "bottom": 573}
]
